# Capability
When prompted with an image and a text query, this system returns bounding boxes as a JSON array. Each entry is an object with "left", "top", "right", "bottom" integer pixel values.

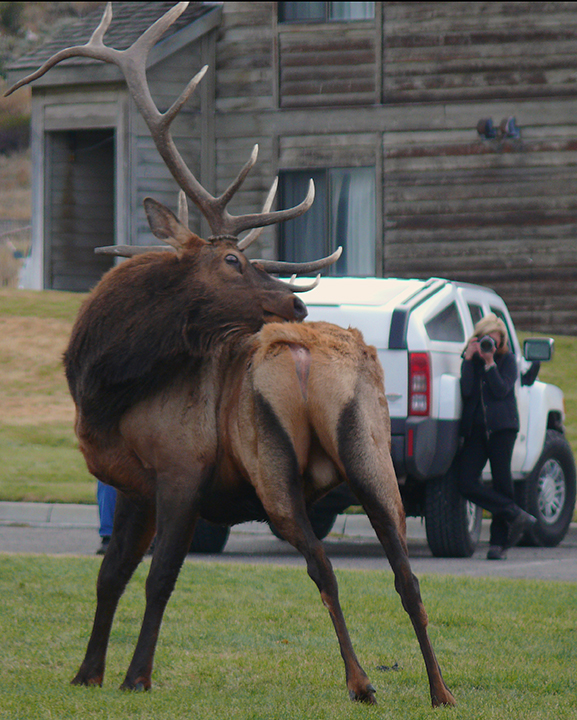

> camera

[{"left": 479, "top": 335, "right": 497, "bottom": 353}]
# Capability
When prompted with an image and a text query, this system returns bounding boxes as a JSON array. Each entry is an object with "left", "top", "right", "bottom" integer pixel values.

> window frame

[
  {"left": 424, "top": 302, "right": 466, "bottom": 344},
  {"left": 278, "top": 165, "right": 377, "bottom": 277},
  {"left": 278, "top": 1, "right": 375, "bottom": 24}
]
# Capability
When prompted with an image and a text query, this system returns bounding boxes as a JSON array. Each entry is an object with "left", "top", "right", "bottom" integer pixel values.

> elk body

[{"left": 7, "top": 1, "right": 455, "bottom": 708}]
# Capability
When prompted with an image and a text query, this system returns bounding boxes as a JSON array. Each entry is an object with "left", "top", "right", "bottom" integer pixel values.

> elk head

[{"left": 6, "top": 1, "right": 341, "bottom": 317}]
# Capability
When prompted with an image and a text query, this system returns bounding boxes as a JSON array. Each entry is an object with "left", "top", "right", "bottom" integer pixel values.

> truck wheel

[
  {"left": 425, "top": 469, "right": 482, "bottom": 557},
  {"left": 519, "top": 430, "right": 576, "bottom": 547},
  {"left": 268, "top": 508, "right": 338, "bottom": 541},
  {"left": 308, "top": 506, "right": 338, "bottom": 539},
  {"left": 188, "top": 519, "right": 230, "bottom": 554}
]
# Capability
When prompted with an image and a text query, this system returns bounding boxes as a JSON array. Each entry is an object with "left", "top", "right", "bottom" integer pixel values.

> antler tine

[
  {"left": 216, "top": 145, "right": 259, "bottom": 212},
  {"left": 130, "top": 1, "right": 190, "bottom": 56},
  {"left": 253, "top": 246, "right": 342, "bottom": 275},
  {"left": 285, "top": 274, "right": 321, "bottom": 293},
  {"left": 4, "top": 3, "right": 117, "bottom": 97},
  {"left": 224, "top": 179, "right": 315, "bottom": 238},
  {"left": 95, "top": 245, "right": 175, "bottom": 257},
  {"left": 178, "top": 190, "right": 189, "bottom": 228},
  {"left": 90, "top": 1, "right": 113, "bottom": 44},
  {"left": 237, "top": 177, "right": 278, "bottom": 250},
  {"left": 163, "top": 65, "right": 208, "bottom": 127}
]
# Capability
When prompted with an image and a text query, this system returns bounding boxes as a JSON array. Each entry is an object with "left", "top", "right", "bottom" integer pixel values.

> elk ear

[{"left": 143, "top": 197, "right": 205, "bottom": 254}]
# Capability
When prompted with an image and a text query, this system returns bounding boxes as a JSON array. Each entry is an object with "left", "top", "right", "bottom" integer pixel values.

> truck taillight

[{"left": 409, "top": 352, "right": 431, "bottom": 416}]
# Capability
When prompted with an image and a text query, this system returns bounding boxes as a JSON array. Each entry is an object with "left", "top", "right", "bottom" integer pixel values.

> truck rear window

[{"left": 425, "top": 302, "right": 465, "bottom": 343}]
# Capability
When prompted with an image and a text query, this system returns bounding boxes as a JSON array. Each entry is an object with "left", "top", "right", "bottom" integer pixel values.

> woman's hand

[{"left": 464, "top": 337, "right": 480, "bottom": 360}]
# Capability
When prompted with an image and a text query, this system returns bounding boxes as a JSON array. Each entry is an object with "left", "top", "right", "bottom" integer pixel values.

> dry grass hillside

[{"left": 0, "top": 146, "right": 30, "bottom": 219}]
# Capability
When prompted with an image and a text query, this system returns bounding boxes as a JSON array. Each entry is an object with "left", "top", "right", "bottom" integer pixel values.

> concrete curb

[
  {"left": 0, "top": 500, "right": 462, "bottom": 540},
  {"left": 0, "top": 501, "right": 98, "bottom": 528},
  {"left": 1, "top": 500, "right": 574, "bottom": 544}
]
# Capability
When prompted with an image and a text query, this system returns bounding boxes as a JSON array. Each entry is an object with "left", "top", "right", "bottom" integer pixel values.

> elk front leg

[
  {"left": 119, "top": 475, "right": 202, "bottom": 691},
  {"left": 72, "top": 491, "right": 156, "bottom": 687}
]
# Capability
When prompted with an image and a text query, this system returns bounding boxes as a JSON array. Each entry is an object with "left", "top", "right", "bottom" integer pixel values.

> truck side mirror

[{"left": 523, "top": 338, "right": 554, "bottom": 362}]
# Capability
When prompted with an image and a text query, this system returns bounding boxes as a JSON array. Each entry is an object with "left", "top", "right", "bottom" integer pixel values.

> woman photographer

[{"left": 457, "top": 314, "right": 536, "bottom": 560}]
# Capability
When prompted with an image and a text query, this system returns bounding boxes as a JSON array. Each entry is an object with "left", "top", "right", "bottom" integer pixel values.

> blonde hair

[{"left": 470, "top": 313, "right": 509, "bottom": 354}]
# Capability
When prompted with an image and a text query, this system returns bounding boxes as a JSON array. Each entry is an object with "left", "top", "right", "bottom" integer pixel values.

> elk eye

[{"left": 225, "top": 254, "right": 241, "bottom": 268}]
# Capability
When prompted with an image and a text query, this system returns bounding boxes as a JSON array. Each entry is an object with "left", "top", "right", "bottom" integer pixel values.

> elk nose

[{"left": 293, "top": 296, "right": 308, "bottom": 321}]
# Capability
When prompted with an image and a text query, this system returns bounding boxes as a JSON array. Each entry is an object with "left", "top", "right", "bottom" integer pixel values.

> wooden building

[{"left": 7, "top": 1, "right": 577, "bottom": 334}]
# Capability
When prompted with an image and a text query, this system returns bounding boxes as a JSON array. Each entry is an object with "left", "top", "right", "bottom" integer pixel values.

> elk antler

[{"left": 6, "top": 1, "right": 315, "bottom": 241}]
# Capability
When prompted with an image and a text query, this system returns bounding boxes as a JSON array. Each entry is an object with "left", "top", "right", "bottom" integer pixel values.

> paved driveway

[{"left": 1, "top": 502, "right": 576, "bottom": 582}]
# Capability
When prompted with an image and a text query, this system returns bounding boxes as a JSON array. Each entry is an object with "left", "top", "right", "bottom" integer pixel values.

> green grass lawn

[{"left": 0, "top": 556, "right": 575, "bottom": 720}]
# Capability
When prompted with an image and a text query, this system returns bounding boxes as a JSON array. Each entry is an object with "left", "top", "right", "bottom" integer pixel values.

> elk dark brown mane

[
  {"left": 7, "top": 1, "right": 456, "bottom": 709},
  {"left": 65, "top": 232, "right": 307, "bottom": 432}
]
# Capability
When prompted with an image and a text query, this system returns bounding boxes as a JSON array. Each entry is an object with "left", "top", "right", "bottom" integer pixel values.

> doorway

[{"left": 45, "top": 129, "right": 115, "bottom": 291}]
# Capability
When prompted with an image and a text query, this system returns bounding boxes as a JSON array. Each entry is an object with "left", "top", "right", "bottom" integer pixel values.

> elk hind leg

[
  {"left": 73, "top": 491, "right": 156, "bottom": 687},
  {"left": 338, "top": 400, "right": 456, "bottom": 707},
  {"left": 254, "top": 394, "right": 376, "bottom": 704}
]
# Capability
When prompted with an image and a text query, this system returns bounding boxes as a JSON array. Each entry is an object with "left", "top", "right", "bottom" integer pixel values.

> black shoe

[
  {"left": 504, "top": 510, "right": 537, "bottom": 550},
  {"left": 487, "top": 545, "right": 507, "bottom": 560},
  {"left": 96, "top": 536, "right": 111, "bottom": 555}
]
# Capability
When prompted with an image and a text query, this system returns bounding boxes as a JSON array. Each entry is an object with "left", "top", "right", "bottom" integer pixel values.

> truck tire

[
  {"left": 425, "top": 468, "right": 482, "bottom": 557},
  {"left": 268, "top": 507, "right": 338, "bottom": 541},
  {"left": 518, "top": 430, "right": 576, "bottom": 547},
  {"left": 188, "top": 519, "right": 230, "bottom": 554}
]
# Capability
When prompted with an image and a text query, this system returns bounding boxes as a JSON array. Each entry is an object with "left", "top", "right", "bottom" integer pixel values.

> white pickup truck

[{"left": 298, "top": 276, "right": 576, "bottom": 557}]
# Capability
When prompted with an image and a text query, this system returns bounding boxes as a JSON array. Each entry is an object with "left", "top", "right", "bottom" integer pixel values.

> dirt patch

[{"left": 0, "top": 315, "right": 75, "bottom": 424}]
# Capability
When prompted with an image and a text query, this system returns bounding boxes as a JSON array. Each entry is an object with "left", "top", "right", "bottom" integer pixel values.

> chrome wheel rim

[
  {"left": 537, "top": 459, "right": 566, "bottom": 525},
  {"left": 466, "top": 501, "right": 479, "bottom": 535}
]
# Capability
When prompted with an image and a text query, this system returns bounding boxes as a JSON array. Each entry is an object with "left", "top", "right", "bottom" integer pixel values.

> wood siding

[
  {"left": 278, "top": 22, "right": 378, "bottom": 107},
  {"left": 384, "top": 1, "right": 577, "bottom": 104},
  {"left": 216, "top": 2, "right": 275, "bottom": 112},
  {"left": 383, "top": 125, "right": 577, "bottom": 334},
  {"left": 382, "top": 2, "right": 577, "bottom": 334},
  {"left": 26, "top": 1, "right": 577, "bottom": 334}
]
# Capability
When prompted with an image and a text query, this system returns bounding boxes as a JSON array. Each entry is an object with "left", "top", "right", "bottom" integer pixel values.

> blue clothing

[{"left": 97, "top": 481, "right": 117, "bottom": 538}]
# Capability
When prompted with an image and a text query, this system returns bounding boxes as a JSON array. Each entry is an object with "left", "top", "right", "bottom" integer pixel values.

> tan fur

[{"left": 70, "top": 321, "right": 455, "bottom": 708}]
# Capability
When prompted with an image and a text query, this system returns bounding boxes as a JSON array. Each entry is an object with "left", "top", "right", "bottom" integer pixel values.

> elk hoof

[
  {"left": 120, "top": 677, "right": 151, "bottom": 692},
  {"left": 349, "top": 684, "right": 377, "bottom": 704},
  {"left": 431, "top": 687, "right": 457, "bottom": 707},
  {"left": 71, "top": 669, "right": 103, "bottom": 687}
]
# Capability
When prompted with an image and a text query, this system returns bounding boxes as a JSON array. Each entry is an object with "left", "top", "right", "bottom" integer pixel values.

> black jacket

[{"left": 459, "top": 351, "right": 519, "bottom": 437}]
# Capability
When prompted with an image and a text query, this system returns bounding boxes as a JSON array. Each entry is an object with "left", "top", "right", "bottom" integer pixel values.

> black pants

[{"left": 456, "top": 425, "right": 519, "bottom": 546}]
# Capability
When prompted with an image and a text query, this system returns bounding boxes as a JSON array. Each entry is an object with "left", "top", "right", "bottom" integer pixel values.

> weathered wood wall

[
  {"left": 36, "top": 1, "right": 577, "bottom": 332},
  {"left": 212, "top": 1, "right": 577, "bottom": 333},
  {"left": 278, "top": 23, "right": 378, "bottom": 107},
  {"left": 384, "top": 1, "right": 577, "bottom": 103},
  {"left": 382, "top": 1, "right": 577, "bottom": 334}
]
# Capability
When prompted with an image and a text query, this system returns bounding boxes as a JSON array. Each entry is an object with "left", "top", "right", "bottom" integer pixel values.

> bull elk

[{"left": 7, "top": 1, "right": 456, "bottom": 708}]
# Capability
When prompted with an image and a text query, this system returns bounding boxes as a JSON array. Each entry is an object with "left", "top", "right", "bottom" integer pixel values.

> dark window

[
  {"left": 468, "top": 303, "right": 484, "bottom": 327},
  {"left": 279, "top": 1, "right": 374, "bottom": 22},
  {"left": 279, "top": 167, "right": 376, "bottom": 276},
  {"left": 425, "top": 302, "right": 465, "bottom": 343},
  {"left": 45, "top": 129, "right": 115, "bottom": 291},
  {"left": 491, "top": 306, "right": 516, "bottom": 353}
]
